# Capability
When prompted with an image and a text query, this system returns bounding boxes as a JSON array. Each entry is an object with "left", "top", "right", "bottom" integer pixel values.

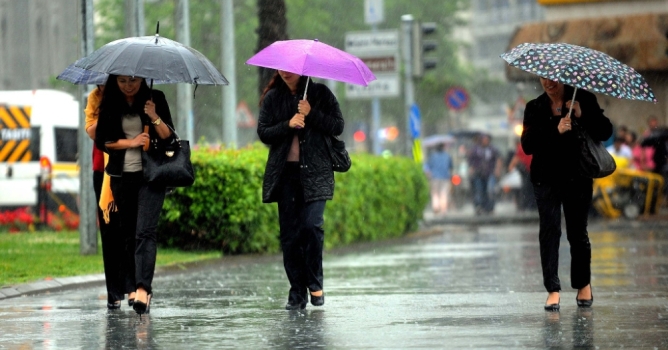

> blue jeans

[{"left": 471, "top": 174, "right": 496, "bottom": 212}]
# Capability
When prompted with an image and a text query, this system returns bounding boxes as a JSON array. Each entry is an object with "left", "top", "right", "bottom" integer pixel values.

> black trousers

[
  {"left": 277, "top": 162, "right": 326, "bottom": 304},
  {"left": 93, "top": 171, "right": 126, "bottom": 302},
  {"left": 111, "top": 171, "right": 166, "bottom": 295},
  {"left": 533, "top": 177, "right": 593, "bottom": 292}
]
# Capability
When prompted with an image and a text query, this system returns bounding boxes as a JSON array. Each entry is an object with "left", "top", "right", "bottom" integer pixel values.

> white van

[{"left": 0, "top": 89, "right": 79, "bottom": 208}]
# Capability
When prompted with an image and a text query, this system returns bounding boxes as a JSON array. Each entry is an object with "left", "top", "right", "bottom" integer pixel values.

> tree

[
  {"left": 91, "top": 0, "right": 472, "bottom": 148},
  {"left": 255, "top": 0, "right": 288, "bottom": 94}
]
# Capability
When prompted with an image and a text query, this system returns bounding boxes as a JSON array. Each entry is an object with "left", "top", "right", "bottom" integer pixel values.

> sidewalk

[{"left": 422, "top": 200, "right": 539, "bottom": 226}]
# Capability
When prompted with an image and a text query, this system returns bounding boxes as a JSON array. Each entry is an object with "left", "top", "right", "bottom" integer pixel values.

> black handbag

[
  {"left": 324, "top": 135, "right": 352, "bottom": 172},
  {"left": 141, "top": 127, "right": 195, "bottom": 187},
  {"left": 573, "top": 120, "right": 616, "bottom": 178}
]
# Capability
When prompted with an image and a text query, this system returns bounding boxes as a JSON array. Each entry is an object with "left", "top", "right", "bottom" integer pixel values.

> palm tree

[{"left": 255, "top": 0, "right": 288, "bottom": 94}]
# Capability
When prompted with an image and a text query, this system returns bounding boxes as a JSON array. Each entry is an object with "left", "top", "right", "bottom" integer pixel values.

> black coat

[
  {"left": 257, "top": 81, "right": 344, "bottom": 203},
  {"left": 95, "top": 90, "right": 174, "bottom": 177},
  {"left": 521, "top": 86, "right": 612, "bottom": 184}
]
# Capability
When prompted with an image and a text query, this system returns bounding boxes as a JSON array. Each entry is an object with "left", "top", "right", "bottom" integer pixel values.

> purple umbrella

[{"left": 246, "top": 39, "right": 376, "bottom": 89}]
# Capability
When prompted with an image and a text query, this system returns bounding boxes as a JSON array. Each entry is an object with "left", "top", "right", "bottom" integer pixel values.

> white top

[{"left": 606, "top": 144, "right": 632, "bottom": 159}]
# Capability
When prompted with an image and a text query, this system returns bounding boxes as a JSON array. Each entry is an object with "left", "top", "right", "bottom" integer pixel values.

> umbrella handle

[
  {"left": 302, "top": 77, "right": 310, "bottom": 101},
  {"left": 143, "top": 125, "right": 150, "bottom": 151},
  {"left": 567, "top": 87, "right": 577, "bottom": 117}
]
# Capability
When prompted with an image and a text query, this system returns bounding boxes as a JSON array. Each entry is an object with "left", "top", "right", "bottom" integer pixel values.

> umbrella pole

[
  {"left": 150, "top": 79, "right": 153, "bottom": 100},
  {"left": 567, "top": 87, "right": 577, "bottom": 117},
  {"left": 303, "top": 77, "right": 310, "bottom": 100}
]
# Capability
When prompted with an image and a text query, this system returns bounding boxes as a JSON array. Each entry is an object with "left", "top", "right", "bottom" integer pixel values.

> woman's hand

[
  {"left": 289, "top": 113, "right": 305, "bottom": 129},
  {"left": 558, "top": 115, "right": 572, "bottom": 134},
  {"left": 144, "top": 100, "right": 158, "bottom": 121},
  {"left": 298, "top": 100, "right": 311, "bottom": 117},
  {"left": 132, "top": 132, "right": 150, "bottom": 148},
  {"left": 564, "top": 100, "right": 581, "bottom": 118}
]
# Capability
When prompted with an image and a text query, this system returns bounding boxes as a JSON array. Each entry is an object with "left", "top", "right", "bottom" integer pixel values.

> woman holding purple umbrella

[
  {"left": 522, "top": 77, "right": 612, "bottom": 311},
  {"left": 257, "top": 70, "right": 344, "bottom": 310}
]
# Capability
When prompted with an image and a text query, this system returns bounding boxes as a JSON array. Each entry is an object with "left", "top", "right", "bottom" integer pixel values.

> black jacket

[
  {"left": 521, "top": 86, "right": 612, "bottom": 184},
  {"left": 257, "top": 81, "right": 344, "bottom": 203},
  {"left": 95, "top": 90, "right": 174, "bottom": 177}
]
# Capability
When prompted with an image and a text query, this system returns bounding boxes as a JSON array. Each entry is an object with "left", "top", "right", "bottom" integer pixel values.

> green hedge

[{"left": 159, "top": 143, "right": 429, "bottom": 254}]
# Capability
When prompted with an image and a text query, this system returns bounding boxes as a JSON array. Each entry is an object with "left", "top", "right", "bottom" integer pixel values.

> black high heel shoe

[
  {"left": 310, "top": 292, "right": 324, "bottom": 306},
  {"left": 128, "top": 298, "right": 135, "bottom": 307},
  {"left": 285, "top": 299, "right": 307, "bottom": 310},
  {"left": 544, "top": 296, "right": 560, "bottom": 312},
  {"left": 576, "top": 286, "right": 594, "bottom": 307},
  {"left": 133, "top": 293, "right": 152, "bottom": 315}
]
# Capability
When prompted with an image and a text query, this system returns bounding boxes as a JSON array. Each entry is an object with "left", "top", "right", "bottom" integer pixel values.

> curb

[{"left": 422, "top": 213, "right": 540, "bottom": 226}]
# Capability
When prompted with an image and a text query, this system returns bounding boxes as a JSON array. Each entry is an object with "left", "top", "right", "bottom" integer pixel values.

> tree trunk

[{"left": 256, "top": 0, "right": 288, "bottom": 95}]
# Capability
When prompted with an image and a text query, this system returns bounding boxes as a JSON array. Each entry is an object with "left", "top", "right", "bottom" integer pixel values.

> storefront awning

[{"left": 506, "top": 13, "right": 668, "bottom": 81}]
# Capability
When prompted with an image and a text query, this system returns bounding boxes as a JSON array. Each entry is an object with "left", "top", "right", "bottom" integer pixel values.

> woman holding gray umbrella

[
  {"left": 257, "top": 70, "right": 344, "bottom": 310},
  {"left": 521, "top": 77, "right": 612, "bottom": 311},
  {"left": 95, "top": 74, "right": 174, "bottom": 316}
]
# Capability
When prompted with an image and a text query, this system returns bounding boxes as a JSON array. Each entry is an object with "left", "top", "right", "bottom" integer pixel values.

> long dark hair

[
  {"left": 258, "top": 71, "right": 310, "bottom": 106},
  {"left": 98, "top": 74, "right": 152, "bottom": 120}
]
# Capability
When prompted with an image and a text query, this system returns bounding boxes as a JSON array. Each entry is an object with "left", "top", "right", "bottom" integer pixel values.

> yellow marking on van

[
  {"left": 9, "top": 106, "right": 30, "bottom": 128},
  {"left": 21, "top": 152, "right": 31, "bottom": 162},
  {"left": 52, "top": 163, "right": 79, "bottom": 172},
  {"left": 8, "top": 139, "right": 29, "bottom": 162},
  {"left": 0, "top": 106, "right": 17, "bottom": 129},
  {"left": 0, "top": 140, "right": 16, "bottom": 161}
]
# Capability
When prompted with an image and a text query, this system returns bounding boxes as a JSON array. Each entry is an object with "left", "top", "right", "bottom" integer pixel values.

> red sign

[{"left": 444, "top": 87, "right": 469, "bottom": 111}]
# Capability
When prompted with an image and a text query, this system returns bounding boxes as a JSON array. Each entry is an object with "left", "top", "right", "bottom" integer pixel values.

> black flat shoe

[
  {"left": 544, "top": 297, "right": 560, "bottom": 312},
  {"left": 107, "top": 301, "right": 121, "bottom": 310},
  {"left": 310, "top": 292, "right": 324, "bottom": 306},
  {"left": 576, "top": 287, "right": 594, "bottom": 307},
  {"left": 285, "top": 300, "right": 307, "bottom": 310}
]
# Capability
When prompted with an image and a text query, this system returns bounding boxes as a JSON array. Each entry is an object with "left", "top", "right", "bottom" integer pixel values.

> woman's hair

[
  {"left": 258, "top": 71, "right": 309, "bottom": 106},
  {"left": 99, "top": 74, "right": 151, "bottom": 119}
]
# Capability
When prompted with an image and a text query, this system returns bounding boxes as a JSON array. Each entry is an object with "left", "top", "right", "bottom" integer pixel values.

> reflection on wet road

[{"left": 1, "top": 223, "right": 666, "bottom": 349}]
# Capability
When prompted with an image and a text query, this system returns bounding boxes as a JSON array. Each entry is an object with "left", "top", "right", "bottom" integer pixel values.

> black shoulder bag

[
  {"left": 324, "top": 135, "right": 352, "bottom": 172},
  {"left": 573, "top": 119, "right": 616, "bottom": 178},
  {"left": 141, "top": 125, "right": 195, "bottom": 187}
]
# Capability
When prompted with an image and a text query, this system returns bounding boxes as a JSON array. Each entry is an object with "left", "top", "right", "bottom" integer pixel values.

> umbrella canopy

[
  {"left": 74, "top": 34, "right": 228, "bottom": 85},
  {"left": 57, "top": 58, "right": 169, "bottom": 86},
  {"left": 246, "top": 39, "right": 376, "bottom": 86},
  {"left": 423, "top": 134, "right": 455, "bottom": 148},
  {"left": 501, "top": 42, "right": 656, "bottom": 103},
  {"left": 57, "top": 62, "right": 109, "bottom": 85}
]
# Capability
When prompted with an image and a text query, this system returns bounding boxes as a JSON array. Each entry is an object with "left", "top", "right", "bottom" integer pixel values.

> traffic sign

[
  {"left": 444, "top": 87, "right": 469, "bottom": 111},
  {"left": 364, "top": 0, "right": 384, "bottom": 25},
  {"left": 345, "top": 30, "right": 400, "bottom": 99},
  {"left": 409, "top": 104, "right": 421, "bottom": 139}
]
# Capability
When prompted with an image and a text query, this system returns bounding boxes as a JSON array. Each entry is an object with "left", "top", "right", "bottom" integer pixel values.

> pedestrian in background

[
  {"left": 424, "top": 144, "right": 453, "bottom": 214},
  {"left": 95, "top": 75, "right": 175, "bottom": 315},
  {"left": 84, "top": 85, "right": 133, "bottom": 310},
  {"left": 467, "top": 134, "right": 502, "bottom": 214},
  {"left": 257, "top": 70, "right": 344, "bottom": 310},
  {"left": 522, "top": 77, "right": 612, "bottom": 311},
  {"left": 627, "top": 131, "right": 654, "bottom": 171},
  {"left": 606, "top": 136, "right": 632, "bottom": 160},
  {"left": 507, "top": 139, "right": 536, "bottom": 212}
]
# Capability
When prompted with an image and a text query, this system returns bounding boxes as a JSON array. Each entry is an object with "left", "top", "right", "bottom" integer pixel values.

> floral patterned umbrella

[{"left": 501, "top": 42, "right": 656, "bottom": 103}]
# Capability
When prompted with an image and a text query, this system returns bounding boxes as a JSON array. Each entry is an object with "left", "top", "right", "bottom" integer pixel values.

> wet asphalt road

[{"left": 1, "top": 222, "right": 667, "bottom": 349}]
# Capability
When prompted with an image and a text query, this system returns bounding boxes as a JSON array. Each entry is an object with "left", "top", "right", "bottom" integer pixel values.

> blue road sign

[
  {"left": 445, "top": 87, "right": 469, "bottom": 111},
  {"left": 409, "top": 104, "right": 421, "bottom": 139}
]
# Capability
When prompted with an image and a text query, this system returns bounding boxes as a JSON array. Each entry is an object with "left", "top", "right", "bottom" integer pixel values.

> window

[
  {"left": 29, "top": 126, "right": 40, "bottom": 161},
  {"left": 54, "top": 127, "right": 78, "bottom": 162}
]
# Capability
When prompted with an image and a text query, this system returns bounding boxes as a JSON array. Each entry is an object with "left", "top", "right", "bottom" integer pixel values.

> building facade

[{"left": 0, "top": 0, "right": 80, "bottom": 90}]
